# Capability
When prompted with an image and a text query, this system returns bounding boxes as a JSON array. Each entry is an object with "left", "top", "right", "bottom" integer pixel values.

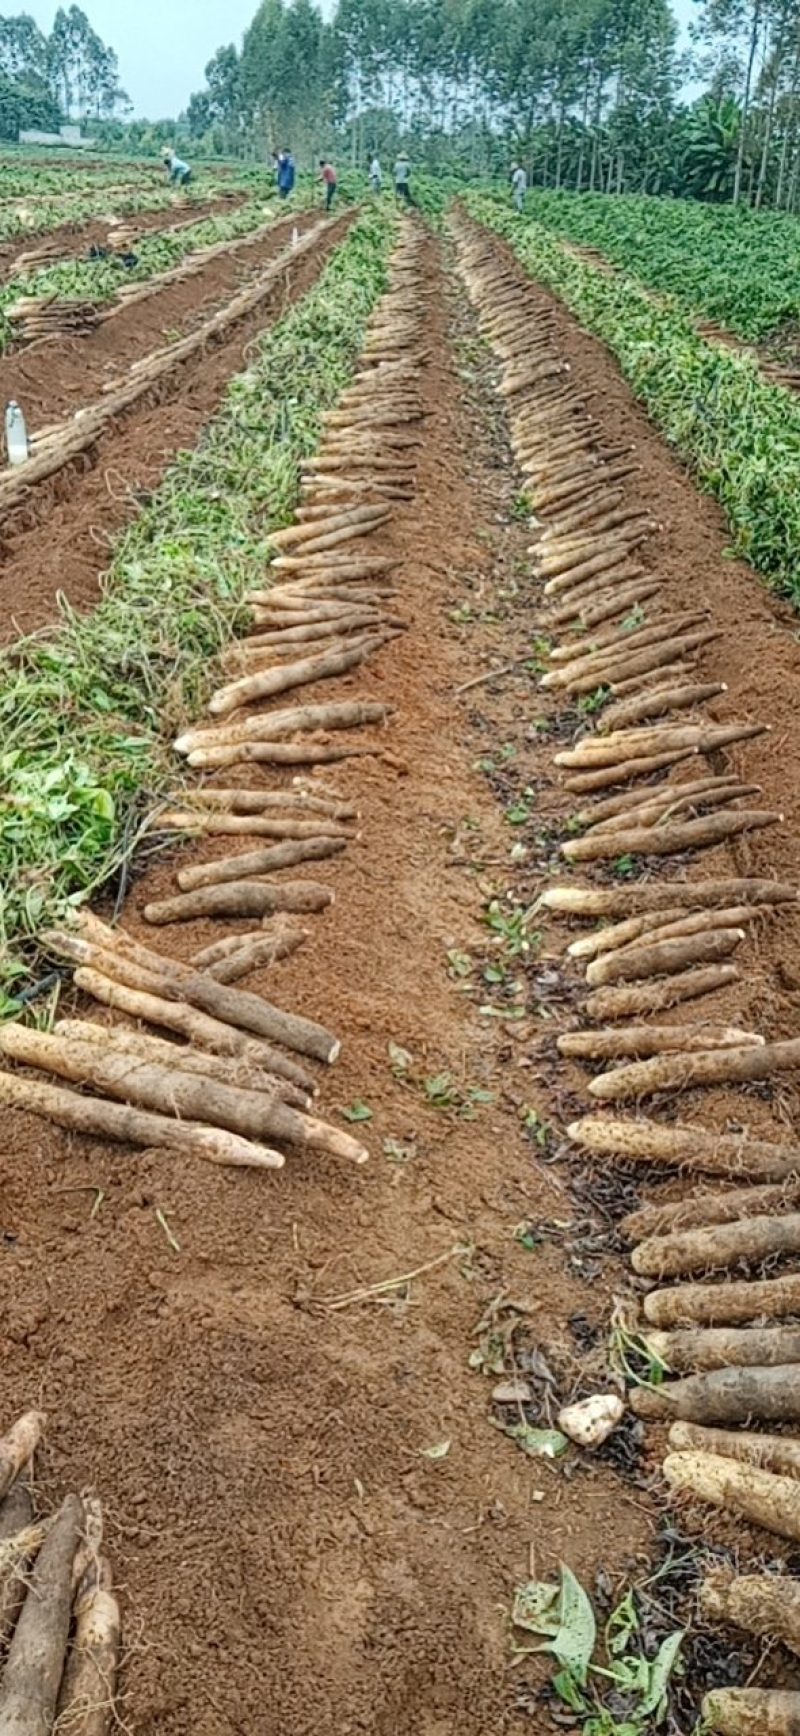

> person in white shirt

[
  {"left": 511, "top": 163, "right": 527, "bottom": 212},
  {"left": 369, "top": 155, "right": 382, "bottom": 193}
]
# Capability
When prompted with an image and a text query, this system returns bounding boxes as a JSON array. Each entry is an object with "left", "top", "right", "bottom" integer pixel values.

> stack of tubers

[{"left": 0, "top": 1408, "right": 121, "bottom": 1736}]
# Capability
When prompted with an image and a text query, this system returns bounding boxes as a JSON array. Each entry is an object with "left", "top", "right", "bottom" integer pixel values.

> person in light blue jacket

[{"left": 162, "top": 148, "right": 192, "bottom": 187}]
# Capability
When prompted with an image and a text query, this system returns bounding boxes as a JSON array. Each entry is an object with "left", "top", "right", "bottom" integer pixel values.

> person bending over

[{"left": 162, "top": 147, "right": 192, "bottom": 188}]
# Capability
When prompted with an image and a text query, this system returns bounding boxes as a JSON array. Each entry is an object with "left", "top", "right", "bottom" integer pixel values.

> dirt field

[{"left": 3, "top": 211, "right": 800, "bottom": 1729}]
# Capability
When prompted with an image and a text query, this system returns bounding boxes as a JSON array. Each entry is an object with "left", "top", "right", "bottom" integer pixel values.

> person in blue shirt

[
  {"left": 275, "top": 149, "right": 296, "bottom": 198},
  {"left": 162, "top": 148, "right": 192, "bottom": 187}
]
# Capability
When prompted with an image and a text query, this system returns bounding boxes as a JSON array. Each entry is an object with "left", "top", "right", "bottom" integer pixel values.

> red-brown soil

[
  {"left": 2, "top": 218, "right": 800, "bottom": 1731},
  {"left": 0, "top": 192, "right": 245, "bottom": 282},
  {"left": 0, "top": 209, "right": 349, "bottom": 641}
]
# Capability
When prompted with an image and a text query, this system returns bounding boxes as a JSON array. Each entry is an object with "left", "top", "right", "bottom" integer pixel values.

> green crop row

[
  {"left": 523, "top": 189, "right": 800, "bottom": 345},
  {"left": 466, "top": 192, "right": 800, "bottom": 603},
  {"left": 0, "top": 204, "right": 395, "bottom": 1005},
  {"left": 0, "top": 179, "right": 232, "bottom": 244}
]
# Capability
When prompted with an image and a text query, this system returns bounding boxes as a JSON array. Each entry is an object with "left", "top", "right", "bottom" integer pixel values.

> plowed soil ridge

[
  {"left": 0, "top": 211, "right": 349, "bottom": 641},
  {"left": 0, "top": 227, "right": 652, "bottom": 1735}
]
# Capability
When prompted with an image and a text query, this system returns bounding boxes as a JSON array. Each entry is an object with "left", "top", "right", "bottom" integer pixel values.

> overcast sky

[{"left": 18, "top": 0, "right": 698, "bottom": 119}]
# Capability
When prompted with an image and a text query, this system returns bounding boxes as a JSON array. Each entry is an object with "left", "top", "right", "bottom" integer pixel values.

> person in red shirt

[{"left": 319, "top": 159, "right": 337, "bottom": 212}]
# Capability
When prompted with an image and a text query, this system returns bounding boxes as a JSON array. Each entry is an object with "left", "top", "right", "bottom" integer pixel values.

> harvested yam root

[
  {"left": 583, "top": 927, "right": 745, "bottom": 988},
  {"left": 589, "top": 1035, "right": 800, "bottom": 1103},
  {"left": 566, "top": 900, "right": 765, "bottom": 958},
  {"left": 621, "top": 1178, "right": 800, "bottom": 1241},
  {"left": 55, "top": 1021, "right": 311, "bottom": 1109},
  {"left": 562, "top": 809, "right": 781, "bottom": 863},
  {"left": 585, "top": 961, "right": 739, "bottom": 1021},
  {"left": 558, "top": 1024, "right": 761, "bottom": 1062},
  {"left": 0, "top": 1412, "right": 45, "bottom": 1503},
  {"left": 567, "top": 1115, "right": 800, "bottom": 1179},
  {"left": 669, "top": 1420, "right": 800, "bottom": 1478},
  {"left": 0, "top": 1492, "right": 84, "bottom": 1735},
  {"left": 0, "top": 1066, "right": 287, "bottom": 1169},
  {"left": 176, "top": 835, "right": 346, "bottom": 893},
  {"left": 634, "top": 1366, "right": 800, "bottom": 1424},
  {"left": 645, "top": 1324, "right": 800, "bottom": 1372},
  {"left": 0, "top": 1025, "right": 369, "bottom": 1166},
  {"left": 702, "top": 1687, "right": 800, "bottom": 1734},
  {"left": 664, "top": 1448, "right": 800, "bottom": 1543},
  {"left": 645, "top": 1274, "right": 800, "bottom": 1328},
  {"left": 542, "top": 880, "right": 797, "bottom": 918},
  {"left": 56, "top": 1557, "right": 121, "bottom": 1736},
  {"left": 143, "top": 879, "right": 333, "bottom": 926}
]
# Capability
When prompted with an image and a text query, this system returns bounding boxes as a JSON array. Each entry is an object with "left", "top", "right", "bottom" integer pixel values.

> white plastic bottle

[{"left": 5, "top": 401, "right": 28, "bottom": 466}]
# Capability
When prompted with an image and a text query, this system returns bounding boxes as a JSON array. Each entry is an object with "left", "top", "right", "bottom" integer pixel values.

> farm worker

[
  {"left": 369, "top": 154, "right": 382, "bottom": 193},
  {"left": 276, "top": 149, "right": 295, "bottom": 198},
  {"left": 319, "top": 158, "right": 338, "bottom": 211},
  {"left": 162, "top": 148, "right": 192, "bottom": 188},
  {"left": 394, "top": 153, "right": 414, "bottom": 206},
  {"left": 511, "top": 163, "right": 527, "bottom": 212}
]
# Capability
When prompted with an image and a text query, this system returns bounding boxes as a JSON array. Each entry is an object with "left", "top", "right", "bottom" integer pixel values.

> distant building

[{"left": 18, "top": 125, "right": 91, "bottom": 147}]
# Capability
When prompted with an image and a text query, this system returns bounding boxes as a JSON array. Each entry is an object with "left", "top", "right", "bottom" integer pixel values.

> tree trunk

[{"left": 734, "top": 0, "right": 762, "bottom": 207}]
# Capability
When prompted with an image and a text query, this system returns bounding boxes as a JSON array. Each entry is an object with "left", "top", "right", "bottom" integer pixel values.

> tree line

[
  {"left": 181, "top": 0, "right": 800, "bottom": 209},
  {"left": 0, "top": 7, "right": 127, "bottom": 142}
]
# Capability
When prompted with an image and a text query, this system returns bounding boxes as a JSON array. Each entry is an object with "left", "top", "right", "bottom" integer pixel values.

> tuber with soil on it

[
  {"left": 621, "top": 1177, "right": 800, "bottom": 1241},
  {"left": 583, "top": 927, "right": 745, "bottom": 987},
  {"left": 590, "top": 1035, "right": 800, "bottom": 1103},
  {"left": 0, "top": 1492, "right": 84, "bottom": 1736},
  {"left": 176, "top": 836, "right": 346, "bottom": 893},
  {"left": 555, "top": 720, "right": 765, "bottom": 766},
  {"left": 702, "top": 1688, "right": 800, "bottom": 1734},
  {"left": 72, "top": 969, "right": 315, "bottom": 1094},
  {"left": 601, "top": 680, "right": 727, "bottom": 731},
  {"left": 56, "top": 1557, "right": 121, "bottom": 1736},
  {"left": 174, "top": 700, "right": 391, "bottom": 756},
  {"left": 542, "top": 880, "right": 798, "bottom": 918},
  {"left": 207, "top": 634, "right": 388, "bottom": 718},
  {"left": 632, "top": 1365, "right": 800, "bottom": 1424},
  {"left": 567, "top": 1114, "right": 800, "bottom": 1179},
  {"left": 143, "top": 880, "right": 334, "bottom": 926},
  {"left": 558, "top": 1024, "right": 762, "bottom": 1061},
  {"left": 645, "top": 1274, "right": 800, "bottom": 1328},
  {"left": 585, "top": 960, "right": 739, "bottom": 1021},
  {"left": 563, "top": 810, "right": 781, "bottom": 864},
  {"left": 568, "top": 901, "right": 765, "bottom": 958},
  {"left": 588, "top": 782, "right": 761, "bottom": 836},
  {"left": 0, "top": 1499, "right": 44, "bottom": 1654},
  {"left": 645, "top": 1324, "right": 800, "bottom": 1371},
  {"left": 54, "top": 1020, "right": 311, "bottom": 1109},
  {"left": 562, "top": 747, "right": 699, "bottom": 795},
  {"left": 0, "top": 1027, "right": 368, "bottom": 1165},
  {"left": 669, "top": 1420, "right": 800, "bottom": 1477},
  {"left": 664, "top": 1449, "right": 800, "bottom": 1545},
  {"left": 0, "top": 1413, "right": 45, "bottom": 1504}
]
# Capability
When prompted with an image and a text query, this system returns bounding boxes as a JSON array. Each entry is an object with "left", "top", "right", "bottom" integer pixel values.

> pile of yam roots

[
  {"left": 0, "top": 218, "right": 427, "bottom": 1177},
  {"left": 0, "top": 1410, "right": 120, "bottom": 1736},
  {"left": 454, "top": 211, "right": 800, "bottom": 1735}
]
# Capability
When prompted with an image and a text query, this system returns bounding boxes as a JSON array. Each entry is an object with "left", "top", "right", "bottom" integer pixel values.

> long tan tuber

[
  {"left": 72, "top": 968, "right": 315, "bottom": 1093},
  {"left": 669, "top": 1420, "right": 800, "bottom": 1477},
  {"left": 633, "top": 1365, "right": 800, "bottom": 1424},
  {"left": 0, "top": 1412, "right": 45, "bottom": 1503},
  {"left": 176, "top": 836, "right": 345, "bottom": 893},
  {"left": 602, "top": 681, "right": 727, "bottom": 731},
  {"left": 568, "top": 901, "right": 765, "bottom": 958},
  {"left": 55, "top": 1020, "right": 311, "bottom": 1108},
  {"left": 664, "top": 1449, "right": 800, "bottom": 1543},
  {"left": 558, "top": 1023, "right": 762, "bottom": 1061},
  {"left": 567, "top": 1114, "right": 800, "bottom": 1180},
  {"left": 0, "top": 1027, "right": 368, "bottom": 1165},
  {"left": 645, "top": 1324, "right": 800, "bottom": 1372},
  {"left": 584, "top": 927, "right": 745, "bottom": 987},
  {"left": 541, "top": 880, "right": 797, "bottom": 917},
  {"left": 56, "top": 1557, "right": 121, "bottom": 1736},
  {"left": 633, "top": 1211, "right": 800, "bottom": 1278},
  {"left": 702, "top": 1687, "right": 800, "bottom": 1734},
  {"left": 644, "top": 1274, "right": 800, "bottom": 1328},
  {"left": 585, "top": 961, "right": 739, "bottom": 1021},
  {"left": 207, "top": 634, "right": 387, "bottom": 717},
  {"left": 591, "top": 1034, "right": 800, "bottom": 1103},
  {"left": 621, "top": 1178, "right": 800, "bottom": 1241},
  {"left": 0, "top": 1493, "right": 83, "bottom": 1735},
  {"left": 563, "top": 809, "right": 780, "bottom": 863},
  {"left": 143, "top": 879, "right": 334, "bottom": 926}
]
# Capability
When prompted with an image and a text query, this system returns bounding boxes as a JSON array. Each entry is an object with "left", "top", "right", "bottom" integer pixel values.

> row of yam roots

[
  {"left": 453, "top": 209, "right": 800, "bottom": 1735},
  {"left": 0, "top": 1411, "right": 120, "bottom": 1735},
  {"left": 0, "top": 219, "right": 424, "bottom": 1731},
  {"left": 1, "top": 218, "right": 426, "bottom": 1176},
  {"left": 4, "top": 193, "right": 244, "bottom": 346}
]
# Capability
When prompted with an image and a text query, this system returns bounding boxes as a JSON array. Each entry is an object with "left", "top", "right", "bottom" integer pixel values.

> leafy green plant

[{"left": 342, "top": 1099, "right": 373, "bottom": 1124}]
